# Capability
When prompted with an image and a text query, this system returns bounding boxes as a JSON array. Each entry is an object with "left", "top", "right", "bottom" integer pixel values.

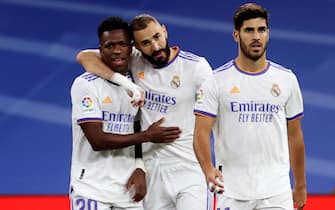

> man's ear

[
  {"left": 162, "top": 24, "right": 168, "bottom": 39},
  {"left": 233, "top": 30, "right": 239, "bottom": 43}
]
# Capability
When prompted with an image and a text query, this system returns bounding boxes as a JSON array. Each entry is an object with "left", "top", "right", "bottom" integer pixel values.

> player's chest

[
  {"left": 219, "top": 75, "right": 290, "bottom": 106},
  {"left": 99, "top": 84, "right": 138, "bottom": 114},
  {"left": 133, "top": 66, "right": 195, "bottom": 99}
]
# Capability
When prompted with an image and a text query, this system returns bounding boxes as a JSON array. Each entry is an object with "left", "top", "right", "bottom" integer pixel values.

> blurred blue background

[{"left": 0, "top": 0, "right": 334, "bottom": 194}]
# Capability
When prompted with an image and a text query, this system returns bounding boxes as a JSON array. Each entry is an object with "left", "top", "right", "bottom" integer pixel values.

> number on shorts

[{"left": 75, "top": 198, "right": 98, "bottom": 210}]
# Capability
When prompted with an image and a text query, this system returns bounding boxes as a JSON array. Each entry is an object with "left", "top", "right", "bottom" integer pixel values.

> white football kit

[
  {"left": 194, "top": 60, "right": 304, "bottom": 209},
  {"left": 70, "top": 72, "right": 142, "bottom": 209},
  {"left": 130, "top": 47, "right": 213, "bottom": 210}
]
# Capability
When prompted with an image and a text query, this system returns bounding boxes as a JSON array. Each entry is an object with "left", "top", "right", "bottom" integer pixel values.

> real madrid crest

[
  {"left": 271, "top": 83, "right": 281, "bottom": 97},
  {"left": 170, "top": 75, "right": 181, "bottom": 88}
]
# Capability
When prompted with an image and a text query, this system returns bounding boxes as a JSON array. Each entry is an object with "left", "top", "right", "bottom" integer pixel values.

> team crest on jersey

[
  {"left": 271, "top": 83, "right": 281, "bottom": 97},
  {"left": 170, "top": 75, "right": 181, "bottom": 88},
  {"left": 81, "top": 96, "right": 94, "bottom": 112}
]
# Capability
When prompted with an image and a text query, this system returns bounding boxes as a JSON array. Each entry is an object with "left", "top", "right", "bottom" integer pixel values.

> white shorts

[
  {"left": 144, "top": 159, "right": 208, "bottom": 210},
  {"left": 70, "top": 192, "right": 144, "bottom": 210},
  {"left": 216, "top": 191, "right": 294, "bottom": 210}
]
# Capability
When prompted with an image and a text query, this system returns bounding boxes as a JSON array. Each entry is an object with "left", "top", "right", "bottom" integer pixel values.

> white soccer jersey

[
  {"left": 194, "top": 60, "right": 304, "bottom": 200},
  {"left": 70, "top": 72, "right": 139, "bottom": 203},
  {"left": 130, "top": 47, "right": 213, "bottom": 163}
]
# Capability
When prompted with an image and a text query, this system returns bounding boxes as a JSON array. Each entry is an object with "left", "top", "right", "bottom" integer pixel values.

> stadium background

[{"left": 0, "top": 0, "right": 334, "bottom": 208}]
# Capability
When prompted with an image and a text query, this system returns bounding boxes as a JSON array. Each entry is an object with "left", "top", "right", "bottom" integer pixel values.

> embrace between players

[{"left": 70, "top": 3, "right": 307, "bottom": 210}]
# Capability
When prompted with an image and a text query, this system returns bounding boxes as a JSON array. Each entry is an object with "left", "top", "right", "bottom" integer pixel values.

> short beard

[
  {"left": 240, "top": 38, "right": 267, "bottom": 61},
  {"left": 141, "top": 39, "right": 171, "bottom": 67}
]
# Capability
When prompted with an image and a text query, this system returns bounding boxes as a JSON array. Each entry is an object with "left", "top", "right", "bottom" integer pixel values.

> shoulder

[
  {"left": 213, "top": 60, "right": 234, "bottom": 74},
  {"left": 268, "top": 60, "right": 300, "bottom": 84},
  {"left": 76, "top": 72, "right": 100, "bottom": 82},
  {"left": 268, "top": 60, "right": 293, "bottom": 74},
  {"left": 71, "top": 73, "right": 102, "bottom": 90},
  {"left": 178, "top": 50, "right": 204, "bottom": 62},
  {"left": 177, "top": 49, "right": 212, "bottom": 72}
]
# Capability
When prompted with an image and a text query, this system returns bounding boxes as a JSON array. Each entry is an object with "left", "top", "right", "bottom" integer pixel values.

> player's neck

[
  {"left": 235, "top": 54, "right": 267, "bottom": 73},
  {"left": 168, "top": 46, "right": 179, "bottom": 62}
]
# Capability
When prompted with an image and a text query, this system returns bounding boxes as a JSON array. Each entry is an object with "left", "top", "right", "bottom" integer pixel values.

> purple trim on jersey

[
  {"left": 77, "top": 117, "right": 103, "bottom": 123},
  {"left": 178, "top": 51, "right": 200, "bottom": 62},
  {"left": 233, "top": 60, "right": 270, "bottom": 76},
  {"left": 194, "top": 109, "right": 217, "bottom": 118},
  {"left": 214, "top": 60, "right": 234, "bottom": 73},
  {"left": 287, "top": 112, "right": 304, "bottom": 121},
  {"left": 153, "top": 46, "right": 180, "bottom": 69},
  {"left": 269, "top": 61, "right": 292, "bottom": 73},
  {"left": 80, "top": 73, "right": 99, "bottom": 81}
]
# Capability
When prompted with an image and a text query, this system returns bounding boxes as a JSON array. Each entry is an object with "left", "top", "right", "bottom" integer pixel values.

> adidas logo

[
  {"left": 230, "top": 86, "right": 240, "bottom": 94},
  {"left": 103, "top": 96, "right": 112, "bottom": 104},
  {"left": 137, "top": 71, "right": 144, "bottom": 79}
]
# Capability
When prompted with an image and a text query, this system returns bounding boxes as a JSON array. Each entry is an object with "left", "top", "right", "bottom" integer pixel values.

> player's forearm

[
  {"left": 194, "top": 131, "right": 214, "bottom": 174},
  {"left": 194, "top": 115, "right": 216, "bottom": 174},
  {"left": 289, "top": 136, "right": 307, "bottom": 189},
  {"left": 85, "top": 128, "right": 149, "bottom": 151},
  {"left": 76, "top": 49, "right": 115, "bottom": 80},
  {"left": 76, "top": 49, "right": 143, "bottom": 103}
]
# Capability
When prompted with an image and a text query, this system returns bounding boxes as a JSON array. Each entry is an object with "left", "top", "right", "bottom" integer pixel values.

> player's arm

[
  {"left": 194, "top": 114, "right": 223, "bottom": 193},
  {"left": 80, "top": 121, "right": 147, "bottom": 150},
  {"left": 126, "top": 120, "right": 147, "bottom": 202},
  {"left": 80, "top": 118, "right": 181, "bottom": 151},
  {"left": 288, "top": 118, "right": 307, "bottom": 209},
  {"left": 76, "top": 49, "right": 143, "bottom": 105},
  {"left": 76, "top": 49, "right": 114, "bottom": 80}
]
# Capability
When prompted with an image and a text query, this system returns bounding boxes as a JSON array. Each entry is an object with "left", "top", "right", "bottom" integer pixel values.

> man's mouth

[
  {"left": 153, "top": 50, "right": 165, "bottom": 59},
  {"left": 250, "top": 43, "right": 262, "bottom": 51},
  {"left": 111, "top": 58, "right": 126, "bottom": 66}
]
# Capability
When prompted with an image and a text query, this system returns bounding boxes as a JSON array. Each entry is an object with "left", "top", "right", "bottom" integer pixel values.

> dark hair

[
  {"left": 130, "top": 14, "right": 160, "bottom": 32},
  {"left": 233, "top": 3, "right": 269, "bottom": 30},
  {"left": 97, "top": 16, "right": 132, "bottom": 40}
]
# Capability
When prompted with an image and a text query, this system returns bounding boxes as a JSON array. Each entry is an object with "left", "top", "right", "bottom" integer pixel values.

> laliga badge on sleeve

[{"left": 81, "top": 96, "right": 94, "bottom": 112}]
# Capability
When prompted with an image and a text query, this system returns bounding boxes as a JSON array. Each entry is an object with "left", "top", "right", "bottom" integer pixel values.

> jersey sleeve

[
  {"left": 286, "top": 72, "right": 304, "bottom": 120},
  {"left": 71, "top": 76, "right": 103, "bottom": 124},
  {"left": 194, "top": 74, "right": 218, "bottom": 118},
  {"left": 194, "top": 57, "right": 213, "bottom": 90}
]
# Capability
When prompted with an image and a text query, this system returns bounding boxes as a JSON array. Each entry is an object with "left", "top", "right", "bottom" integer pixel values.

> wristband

[
  {"left": 135, "top": 158, "right": 146, "bottom": 173},
  {"left": 110, "top": 73, "right": 143, "bottom": 103}
]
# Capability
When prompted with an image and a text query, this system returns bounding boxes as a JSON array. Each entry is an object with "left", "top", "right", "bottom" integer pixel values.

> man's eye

[
  {"left": 142, "top": 41, "right": 150, "bottom": 46},
  {"left": 245, "top": 28, "right": 253, "bottom": 33},
  {"left": 259, "top": 28, "right": 267, "bottom": 33},
  {"left": 153, "top": 34, "right": 161, "bottom": 40}
]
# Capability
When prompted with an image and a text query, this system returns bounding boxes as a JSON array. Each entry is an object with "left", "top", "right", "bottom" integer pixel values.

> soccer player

[
  {"left": 193, "top": 3, "right": 307, "bottom": 210},
  {"left": 70, "top": 16, "right": 181, "bottom": 210},
  {"left": 76, "top": 14, "right": 213, "bottom": 210}
]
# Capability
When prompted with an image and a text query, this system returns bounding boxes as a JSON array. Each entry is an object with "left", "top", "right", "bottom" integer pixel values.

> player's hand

[
  {"left": 145, "top": 118, "right": 181, "bottom": 143},
  {"left": 129, "top": 87, "right": 145, "bottom": 107},
  {"left": 292, "top": 186, "right": 307, "bottom": 210},
  {"left": 206, "top": 167, "right": 224, "bottom": 194},
  {"left": 111, "top": 72, "right": 145, "bottom": 107},
  {"left": 126, "top": 168, "right": 147, "bottom": 202}
]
